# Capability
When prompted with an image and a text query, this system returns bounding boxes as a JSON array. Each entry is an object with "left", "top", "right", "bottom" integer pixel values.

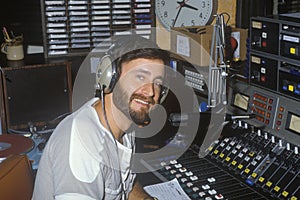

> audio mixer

[{"left": 141, "top": 81, "right": 300, "bottom": 200}]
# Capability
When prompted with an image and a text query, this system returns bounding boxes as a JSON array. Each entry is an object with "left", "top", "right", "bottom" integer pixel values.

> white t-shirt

[{"left": 32, "top": 98, "right": 136, "bottom": 200}]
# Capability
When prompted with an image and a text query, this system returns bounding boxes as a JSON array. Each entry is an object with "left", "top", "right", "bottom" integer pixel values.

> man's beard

[{"left": 112, "top": 84, "right": 154, "bottom": 126}]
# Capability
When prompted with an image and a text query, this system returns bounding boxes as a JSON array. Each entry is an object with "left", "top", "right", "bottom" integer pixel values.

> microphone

[{"left": 168, "top": 112, "right": 255, "bottom": 124}]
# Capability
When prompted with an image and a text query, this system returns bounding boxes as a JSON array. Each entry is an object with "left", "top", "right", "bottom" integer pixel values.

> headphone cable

[{"left": 100, "top": 87, "right": 127, "bottom": 199}]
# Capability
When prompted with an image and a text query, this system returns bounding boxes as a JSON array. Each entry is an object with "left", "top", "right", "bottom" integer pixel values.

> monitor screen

[
  {"left": 3, "top": 63, "right": 72, "bottom": 129},
  {"left": 286, "top": 112, "right": 300, "bottom": 135},
  {"left": 232, "top": 92, "right": 249, "bottom": 112}
]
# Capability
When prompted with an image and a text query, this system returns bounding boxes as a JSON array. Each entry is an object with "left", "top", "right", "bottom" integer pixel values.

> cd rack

[{"left": 40, "top": 0, "right": 155, "bottom": 57}]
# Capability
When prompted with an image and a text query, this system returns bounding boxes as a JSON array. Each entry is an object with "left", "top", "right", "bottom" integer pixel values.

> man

[{"left": 32, "top": 35, "right": 169, "bottom": 200}]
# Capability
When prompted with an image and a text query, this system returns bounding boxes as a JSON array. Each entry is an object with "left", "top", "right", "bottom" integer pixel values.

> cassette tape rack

[{"left": 40, "top": 0, "right": 155, "bottom": 57}]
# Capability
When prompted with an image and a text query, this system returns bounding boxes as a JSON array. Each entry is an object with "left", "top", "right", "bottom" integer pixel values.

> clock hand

[
  {"left": 183, "top": 3, "right": 198, "bottom": 11},
  {"left": 176, "top": 1, "right": 198, "bottom": 11},
  {"left": 172, "top": 6, "right": 183, "bottom": 27}
]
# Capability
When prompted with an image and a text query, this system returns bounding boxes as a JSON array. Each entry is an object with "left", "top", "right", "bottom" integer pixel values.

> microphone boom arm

[{"left": 208, "top": 14, "right": 228, "bottom": 108}]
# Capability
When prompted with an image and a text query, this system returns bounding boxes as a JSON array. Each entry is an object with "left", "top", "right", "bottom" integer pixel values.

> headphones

[{"left": 95, "top": 36, "right": 169, "bottom": 103}]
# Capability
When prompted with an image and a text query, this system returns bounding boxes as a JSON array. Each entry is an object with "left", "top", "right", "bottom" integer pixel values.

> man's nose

[{"left": 141, "top": 83, "right": 155, "bottom": 97}]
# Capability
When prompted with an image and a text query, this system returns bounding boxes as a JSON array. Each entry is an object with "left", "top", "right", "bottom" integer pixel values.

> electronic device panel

[
  {"left": 250, "top": 13, "right": 300, "bottom": 103},
  {"left": 141, "top": 81, "right": 300, "bottom": 200}
]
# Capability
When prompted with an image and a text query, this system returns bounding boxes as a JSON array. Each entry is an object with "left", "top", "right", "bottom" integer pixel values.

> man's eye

[
  {"left": 137, "top": 75, "right": 145, "bottom": 81},
  {"left": 154, "top": 81, "right": 163, "bottom": 88}
]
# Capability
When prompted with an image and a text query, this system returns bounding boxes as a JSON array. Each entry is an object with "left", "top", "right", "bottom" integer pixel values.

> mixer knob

[
  {"left": 286, "top": 143, "right": 291, "bottom": 151},
  {"left": 279, "top": 139, "right": 283, "bottom": 147},
  {"left": 257, "top": 129, "right": 262, "bottom": 136},
  {"left": 264, "top": 132, "right": 268, "bottom": 140},
  {"left": 271, "top": 136, "right": 275, "bottom": 143},
  {"left": 238, "top": 120, "right": 242, "bottom": 127},
  {"left": 295, "top": 146, "right": 299, "bottom": 155}
]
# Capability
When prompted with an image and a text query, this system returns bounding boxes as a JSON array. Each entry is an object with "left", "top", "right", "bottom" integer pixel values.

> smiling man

[{"left": 32, "top": 35, "right": 170, "bottom": 200}]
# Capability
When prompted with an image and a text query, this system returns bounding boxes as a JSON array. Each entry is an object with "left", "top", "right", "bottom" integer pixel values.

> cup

[{"left": 1, "top": 43, "right": 24, "bottom": 60}]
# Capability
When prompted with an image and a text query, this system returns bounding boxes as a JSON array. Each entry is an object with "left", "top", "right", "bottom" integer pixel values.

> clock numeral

[
  {"left": 163, "top": 11, "right": 168, "bottom": 18},
  {"left": 161, "top": 0, "right": 166, "bottom": 6},
  {"left": 201, "top": 1, "right": 206, "bottom": 8},
  {"left": 191, "top": 20, "right": 195, "bottom": 26},
  {"left": 199, "top": 12, "right": 203, "bottom": 18}
]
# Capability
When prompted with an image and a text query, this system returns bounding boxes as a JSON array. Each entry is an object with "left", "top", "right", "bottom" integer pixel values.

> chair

[{"left": 0, "top": 154, "right": 34, "bottom": 200}]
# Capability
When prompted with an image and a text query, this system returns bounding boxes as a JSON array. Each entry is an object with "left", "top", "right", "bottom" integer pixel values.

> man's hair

[{"left": 109, "top": 35, "right": 170, "bottom": 70}]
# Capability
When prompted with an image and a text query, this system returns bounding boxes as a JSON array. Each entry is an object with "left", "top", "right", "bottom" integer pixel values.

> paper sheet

[{"left": 144, "top": 178, "right": 191, "bottom": 200}]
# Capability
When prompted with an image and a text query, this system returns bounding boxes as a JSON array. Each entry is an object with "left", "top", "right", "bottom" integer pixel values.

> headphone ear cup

[{"left": 96, "top": 55, "right": 119, "bottom": 94}]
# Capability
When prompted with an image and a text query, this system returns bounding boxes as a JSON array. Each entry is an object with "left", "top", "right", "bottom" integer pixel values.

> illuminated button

[
  {"left": 185, "top": 171, "right": 193, "bottom": 176},
  {"left": 274, "top": 186, "right": 280, "bottom": 192},
  {"left": 202, "top": 184, "right": 210, "bottom": 190},
  {"left": 279, "top": 106, "right": 284, "bottom": 112},
  {"left": 208, "top": 146, "right": 213, "bottom": 151},
  {"left": 266, "top": 181, "right": 272, "bottom": 187},
  {"left": 295, "top": 90, "right": 300, "bottom": 95},
  {"left": 265, "top": 119, "right": 270, "bottom": 124},
  {"left": 199, "top": 191, "right": 206, "bottom": 197},
  {"left": 181, "top": 178, "right": 188, "bottom": 183},
  {"left": 251, "top": 172, "right": 257, "bottom": 178},
  {"left": 219, "top": 153, "right": 225, "bottom": 158},
  {"left": 225, "top": 157, "right": 231, "bottom": 162},
  {"left": 208, "top": 189, "right": 217, "bottom": 195},
  {"left": 268, "top": 105, "right": 272, "bottom": 111},
  {"left": 259, "top": 177, "right": 265, "bottom": 183},
  {"left": 214, "top": 149, "right": 219, "bottom": 154},
  {"left": 244, "top": 156, "right": 250, "bottom": 162},
  {"left": 262, "top": 41, "right": 267, "bottom": 47},
  {"left": 249, "top": 152, "right": 255, "bottom": 157},
  {"left": 190, "top": 176, "right": 198, "bottom": 181},
  {"left": 266, "top": 112, "right": 271, "bottom": 118},
  {"left": 291, "top": 196, "right": 298, "bottom": 200},
  {"left": 244, "top": 168, "right": 250, "bottom": 174},
  {"left": 282, "top": 83, "right": 288, "bottom": 90},
  {"left": 174, "top": 164, "right": 182, "bottom": 168},
  {"left": 238, "top": 164, "right": 243, "bottom": 169},
  {"left": 288, "top": 85, "right": 294, "bottom": 92},
  {"left": 282, "top": 191, "right": 289, "bottom": 197},
  {"left": 207, "top": 177, "right": 216, "bottom": 183},
  {"left": 179, "top": 168, "right": 187, "bottom": 172},
  {"left": 170, "top": 160, "right": 177, "bottom": 164},
  {"left": 261, "top": 75, "right": 266, "bottom": 82},
  {"left": 187, "top": 182, "right": 193, "bottom": 187},
  {"left": 215, "top": 194, "right": 224, "bottom": 199},
  {"left": 176, "top": 174, "right": 182, "bottom": 178},
  {"left": 268, "top": 98, "right": 273, "bottom": 104},
  {"left": 290, "top": 47, "right": 296, "bottom": 54},
  {"left": 192, "top": 187, "right": 199, "bottom": 192},
  {"left": 278, "top": 113, "right": 283, "bottom": 119},
  {"left": 231, "top": 160, "right": 237, "bottom": 166}
]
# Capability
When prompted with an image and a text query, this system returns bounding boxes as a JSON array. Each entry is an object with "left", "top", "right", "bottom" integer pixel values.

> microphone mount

[{"left": 208, "top": 13, "right": 228, "bottom": 108}]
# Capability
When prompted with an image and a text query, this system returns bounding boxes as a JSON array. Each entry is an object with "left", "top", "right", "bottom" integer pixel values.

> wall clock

[{"left": 155, "top": 0, "right": 218, "bottom": 30}]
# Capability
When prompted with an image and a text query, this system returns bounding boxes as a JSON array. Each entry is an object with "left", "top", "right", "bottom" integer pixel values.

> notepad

[{"left": 144, "top": 178, "right": 191, "bottom": 200}]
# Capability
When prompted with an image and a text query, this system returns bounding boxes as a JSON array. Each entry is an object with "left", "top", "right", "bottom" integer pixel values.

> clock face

[{"left": 155, "top": 0, "right": 218, "bottom": 30}]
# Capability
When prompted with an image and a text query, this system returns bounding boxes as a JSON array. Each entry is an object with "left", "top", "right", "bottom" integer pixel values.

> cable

[{"left": 100, "top": 87, "right": 126, "bottom": 200}]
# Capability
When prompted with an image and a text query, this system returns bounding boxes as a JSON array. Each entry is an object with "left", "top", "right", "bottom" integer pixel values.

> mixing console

[
  {"left": 141, "top": 81, "right": 300, "bottom": 200},
  {"left": 144, "top": 124, "right": 299, "bottom": 199}
]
